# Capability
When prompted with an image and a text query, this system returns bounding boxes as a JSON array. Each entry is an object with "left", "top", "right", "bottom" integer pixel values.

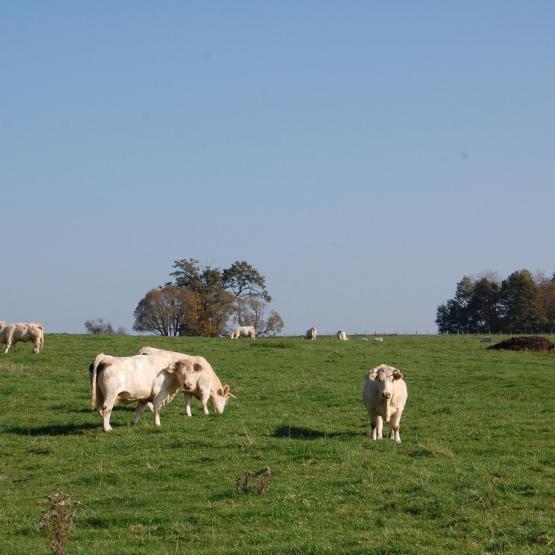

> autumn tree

[
  {"left": 166, "top": 258, "right": 276, "bottom": 336},
  {"left": 133, "top": 285, "right": 198, "bottom": 336}
]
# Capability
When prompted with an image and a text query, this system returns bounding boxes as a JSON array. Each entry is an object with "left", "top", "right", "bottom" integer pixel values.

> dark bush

[{"left": 488, "top": 336, "right": 554, "bottom": 352}]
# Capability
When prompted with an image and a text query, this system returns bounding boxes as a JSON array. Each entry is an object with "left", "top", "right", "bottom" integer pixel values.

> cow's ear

[
  {"left": 166, "top": 362, "right": 177, "bottom": 374},
  {"left": 392, "top": 369, "right": 403, "bottom": 380},
  {"left": 193, "top": 363, "right": 203, "bottom": 372}
]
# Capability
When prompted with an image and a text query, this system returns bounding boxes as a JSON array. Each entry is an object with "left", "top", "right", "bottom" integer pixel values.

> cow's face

[
  {"left": 0, "top": 321, "right": 6, "bottom": 332},
  {"left": 211, "top": 384, "right": 235, "bottom": 414},
  {"left": 375, "top": 367, "right": 403, "bottom": 400},
  {"left": 168, "top": 359, "right": 202, "bottom": 391}
]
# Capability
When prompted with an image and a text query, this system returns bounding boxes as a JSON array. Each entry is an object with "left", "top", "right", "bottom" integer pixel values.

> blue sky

[{"left": 1, "top": 2, "right": 554, "bottom": 334}]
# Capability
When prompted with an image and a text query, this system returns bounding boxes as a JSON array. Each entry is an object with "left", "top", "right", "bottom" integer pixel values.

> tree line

[
  {"left": 436, "top": 269, "right": 555, "bottom": 334},
  {"left": 132, "top": 259, "right": 284, "bottom": 337}
]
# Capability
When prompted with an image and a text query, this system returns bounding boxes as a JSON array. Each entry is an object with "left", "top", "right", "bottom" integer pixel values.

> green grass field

[{"left": 0, "top": 334, "right": 553, "bottom": 554}]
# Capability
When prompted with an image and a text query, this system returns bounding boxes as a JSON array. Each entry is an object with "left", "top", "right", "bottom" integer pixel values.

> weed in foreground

[
  {"left": 236, "top": 467, "right": 272, "bottom": 494},
  {"left": 37, "top": 492, "right": 79, "bottom": 555}
]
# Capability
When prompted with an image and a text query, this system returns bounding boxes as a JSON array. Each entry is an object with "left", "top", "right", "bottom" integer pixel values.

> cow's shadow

[
  {"left": 4, "top": 423, "right": 99, "bottom": 436},
  {"left": 273, "top": 425, "right": 360, "bottom": 440}
]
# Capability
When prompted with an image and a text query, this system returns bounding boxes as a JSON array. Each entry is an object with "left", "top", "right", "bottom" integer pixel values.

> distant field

[{"left": 0, "top": 334, "right": 553, "bottom": 554}]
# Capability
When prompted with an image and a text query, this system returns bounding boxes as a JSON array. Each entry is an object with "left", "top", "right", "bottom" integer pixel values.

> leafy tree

[
  {"left": 222, "top": 260, "right": 271, "bottom": 302},
  {"left": 499, "top": 270, "right": 540, "bottom": 333},
  {"left": 435, "top": 276, "right": 475, "bottom": 333},
  {"left": 467, "top": 278, "right": 502, "bottom": 332},
  {"left": 437, "top": 269, "right": 552, "bottom": 334}
]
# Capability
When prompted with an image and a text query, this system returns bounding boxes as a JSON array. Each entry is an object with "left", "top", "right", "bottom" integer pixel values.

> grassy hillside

[{"left": 0, "top": 334, "right": 553, "bottom": 554}]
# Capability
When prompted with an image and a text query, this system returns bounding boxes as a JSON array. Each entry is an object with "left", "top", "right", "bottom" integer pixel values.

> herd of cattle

[{"left": 0, "top": 320, "right": 408, "bottom": 442}]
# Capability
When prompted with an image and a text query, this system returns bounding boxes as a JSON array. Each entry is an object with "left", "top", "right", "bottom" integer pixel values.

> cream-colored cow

[
  {"left": 305, "top": 326, "right": 317, "bottom": 341},
  {"left": 89, "top": 352, "right": 202, "bottom": 432},
  {"left": 336, "top": 329, "right": 348, "bottom": 341},
  {"left": 363, "top": 364, "right": 408, "bottom": 443},
  {"left": 138, "top": 346, "right": 234, "bottom": 416},
  {"left": 230, "top": 325, "right": 256, "bottom": 340},
  {"left": 0, "top": 321, "right": 44, "bottom": 353}
]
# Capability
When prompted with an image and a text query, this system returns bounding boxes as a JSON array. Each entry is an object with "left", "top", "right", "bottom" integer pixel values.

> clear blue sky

[{"left": 1, "top": 2, "right": 554, "bottom": 335}]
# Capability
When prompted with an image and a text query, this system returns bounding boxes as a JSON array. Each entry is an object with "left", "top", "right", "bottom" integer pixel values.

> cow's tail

[{"left": 89, "top": 354, "right": 107, "bottom": 410}]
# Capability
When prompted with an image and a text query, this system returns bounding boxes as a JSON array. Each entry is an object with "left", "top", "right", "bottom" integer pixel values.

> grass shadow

[
  {"left": 273, "top": 425, "right": 360, "bottom": 440},
  {"left": 4, "top": 422, "right": 99, "bottom": 436}
]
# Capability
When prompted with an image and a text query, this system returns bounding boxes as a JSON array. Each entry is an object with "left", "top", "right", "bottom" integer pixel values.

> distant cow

[
  {"left": 89, "top": 352, "right": 202, "bottom": 432},
  {"left": 305, "top": 326, "right": 317, "bottom": 341},
  {"left": 138, "top": 346, "right": 234, "bottom": 416},
  {"left": 230, "top": 325, "right": 256, "bottom": 340},
  {"left": 0, "top": 321, "right": 44, "bottom": 354},
  {"left": 373, "top": 337, "right": 384, "bottom": 342},
  {"left": 336, "top": 329, "right": 348, "bottom": 341},
  {"left": 363, "top": 364, "right": 408, "bottom": 443}
]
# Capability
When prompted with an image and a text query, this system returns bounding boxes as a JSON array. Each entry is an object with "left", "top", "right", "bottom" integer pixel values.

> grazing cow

[
  {"left": 305, "top": 326, "right": 317, "bottom": 341},
  {"left": 138, "top": 346, "right": 234, "bottom": 416},
  {"left": 89, "top": 353, "right": 202, "bottom": 432},
  {"left": 230, "top": 325, "right": 256, "bottom": 340},
  {"left": 363, "top": 364, "right": 408, "bottom": 443},
  {"left": 0, "top": 321, "right": 44, "bottom": 353},
  {"left": 337, "top": 329, "right": 348, "bottom": 341},
  {"left": 373, "top": 337, "right": 384, "bottom": 342}
]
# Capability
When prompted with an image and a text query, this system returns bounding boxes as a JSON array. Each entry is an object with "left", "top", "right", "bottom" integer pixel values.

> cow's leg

[
  {"left": 3, "top": 331, "right": 13, "bottom": 354},
  {"left": 370, "top": 414, "right": 379, "bottom": 440},
  {"left": 33, "top": 336, "right": 40, "bottom": 354},
  {"left": 184, "top": 393, "right": 193, "bottom": 417},
  {"left": 152, "top": 397, "right": 164, "bottom": 426},
  {"left": 390, "top": 410, "right": 402, "bottom": 443},
  {"left": 376, "top": 416, "right": 384, "bottom": 440},
  {"left": 101, "top": 396, "right": 117, "bottom": 432},
  {"left": 131, "top": 401, "right": 149, "bottom": 425},
  {"left": 201, "top": 390, "right": 210, "bottom": 416}
]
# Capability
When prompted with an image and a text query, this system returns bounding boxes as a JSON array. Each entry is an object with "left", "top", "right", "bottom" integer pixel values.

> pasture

[{"left": 0, "top": 334, "right": 553, "bottom": 554}]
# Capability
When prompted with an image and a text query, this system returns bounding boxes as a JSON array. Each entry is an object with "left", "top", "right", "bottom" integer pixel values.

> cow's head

[
  {"left": 0, "top": 320, "right": 6, "bottom": 332},
  {"left": 211, "top": 384, "right": 236, "bottom": 414},
  {"left": 167, "top": 359, "right": 203, "bottom": 391},
  {"left": 372, "top": 365, "right": 403, "bottom": 400}
]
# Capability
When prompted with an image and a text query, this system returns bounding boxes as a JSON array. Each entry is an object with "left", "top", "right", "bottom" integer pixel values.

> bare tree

[
  {"left": 231, "top": 295, "right": 284, "bottom": 336},
  {"left": 84, "top": 319, "right": 124, "bottom": 335},
  {"left": 262, "top": 310, "right": 284, "bottom": 336}
]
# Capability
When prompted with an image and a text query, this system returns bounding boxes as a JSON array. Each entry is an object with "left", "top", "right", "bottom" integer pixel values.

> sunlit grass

[{"left": 0, "top": 334, "right": 553, "bottom": 553}]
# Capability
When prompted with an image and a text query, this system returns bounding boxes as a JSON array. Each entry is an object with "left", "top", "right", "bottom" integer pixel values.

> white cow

[
  {"left": 230, "top": 325, "right": 256, "bottom": 340},
  {"left": 89, "top": 352, "right": 202, "bottom": 432},
  {"left": 336, "top": 329, "right": 348, "bottom": 341},
  {"left": 363, "top": 364, "right": 408, "bottom": 443},
  {"left": 138, "top": 346, "right": 234, "bottom": 416},
  {"left": 305, "top": 326, "right": 317, "bottom": 341},
  {"left": 0, "top": 321, "right": 44, "bottom": 353},
  {"left": 373, "top": 337, "right": 384, "bottom": 342}
]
